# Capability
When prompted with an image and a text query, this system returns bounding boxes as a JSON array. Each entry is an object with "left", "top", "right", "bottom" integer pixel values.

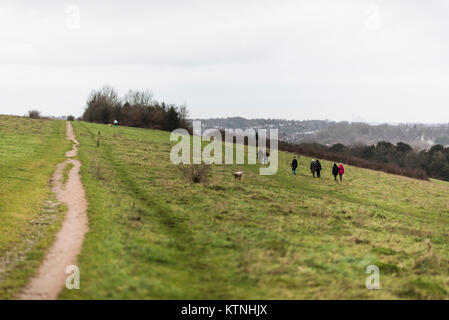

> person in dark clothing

[
  {"left": 310, "top": 160, "right": 316, "bottom": 177},
  {"left": 332, "top": 163, "right": 339, "bottom": 181},
  {"left": 315, "top": 160, "right": 322, "bottom": 178},
  {"left": 291, "top": 156, "right": 298, "bottom": 175}
]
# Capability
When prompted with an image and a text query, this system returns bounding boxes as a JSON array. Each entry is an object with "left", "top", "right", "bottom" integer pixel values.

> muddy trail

[{"left": 20, "top": 122, "right": 88, "bottom": 300}]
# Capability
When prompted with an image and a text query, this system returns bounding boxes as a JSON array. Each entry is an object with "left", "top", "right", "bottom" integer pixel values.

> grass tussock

[
  {"left": 88, "top": 160, "right": 107, "bottom": 181},
  {"left": 178, "top": 163, "right": 211, "bottom": 184},
  {"left": 62, "top": 162, "right": 74, "bottom": 186}
]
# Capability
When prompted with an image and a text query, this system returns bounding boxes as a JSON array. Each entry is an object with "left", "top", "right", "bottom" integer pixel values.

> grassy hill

[
  {"left": 1, "top": 116, "right": 448, "bottom": 299},
  {"left": 61, "top": 121, "right": 448, "bottom": 299}
]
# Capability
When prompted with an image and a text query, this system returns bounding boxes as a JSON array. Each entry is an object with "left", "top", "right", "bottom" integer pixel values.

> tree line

[{"left": 82, "top": 86, "right": 191, "bottom": 132}]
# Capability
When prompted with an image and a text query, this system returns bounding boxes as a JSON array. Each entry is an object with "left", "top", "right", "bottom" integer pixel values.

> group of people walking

[{"left": 291, "top": 157, "right": 345, "bottom": 182}]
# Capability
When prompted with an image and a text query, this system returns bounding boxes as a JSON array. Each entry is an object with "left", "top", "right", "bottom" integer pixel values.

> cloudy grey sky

[{"left": 1, "top": 0, "right": 448, "bottom": 123}]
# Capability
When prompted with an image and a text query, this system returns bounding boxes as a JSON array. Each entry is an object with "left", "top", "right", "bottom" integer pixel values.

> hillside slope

[{"left": 56, "top": 121, "right": 449, "bottom": 299}]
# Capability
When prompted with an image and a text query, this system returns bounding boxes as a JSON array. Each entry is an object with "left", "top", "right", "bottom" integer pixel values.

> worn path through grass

[{"left": 20, "top": 122, "right": 88, "bottom": 299}]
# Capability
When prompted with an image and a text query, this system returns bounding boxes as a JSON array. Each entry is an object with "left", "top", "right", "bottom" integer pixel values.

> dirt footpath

[{"left": 20, "top": 122, "right": 88, "bottom": 300}]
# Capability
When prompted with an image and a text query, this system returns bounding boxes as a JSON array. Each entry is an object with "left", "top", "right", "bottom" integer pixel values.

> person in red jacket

[{"left": 338, "top": 164, "right": 344, "bottom": 182}]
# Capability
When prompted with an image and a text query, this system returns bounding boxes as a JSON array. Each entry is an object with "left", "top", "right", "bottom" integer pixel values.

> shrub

[
  {"left": 28, "top": 110, "right": 41, "bottom": 119},
  {"left": 178, "top": 164, "right": 211, "bottom": 184},
  {"left": 67, "top": 115, "right": 75, "bottom": 121}
]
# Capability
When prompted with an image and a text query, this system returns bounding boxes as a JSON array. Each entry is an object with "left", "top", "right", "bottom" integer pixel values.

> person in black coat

[
  {"left": 332, "top": 163, "right": 339, "bottom": 181},
  {"left": 315, "top": 159, "right": 322, "bottom": 178},
  {"left": 291, "top": 156, "right": 298, "bottom": 175},
  {"left": 310, "top": 160, "right": 316, "bottom": 177}
]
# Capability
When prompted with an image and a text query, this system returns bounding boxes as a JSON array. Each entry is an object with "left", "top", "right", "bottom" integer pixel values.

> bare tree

[{"left": 123, "top": 89, "right": 153, "bottom": 106}]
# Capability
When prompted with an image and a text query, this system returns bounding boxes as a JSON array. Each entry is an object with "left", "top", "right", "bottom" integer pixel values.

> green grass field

[
  {"left": 1, "top": 117, "right": 448, "bottom": 299},
  {"left": 54, "top": 121, "right": 448, "bottom": 299},
  {"left": 0, "top": 116, "right": 69, "bottom": 299}
]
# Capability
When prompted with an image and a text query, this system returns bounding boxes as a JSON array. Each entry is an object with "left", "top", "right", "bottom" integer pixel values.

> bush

[
  {"left": 67, "top": 115, "right": 75, "bottom": 121},
  {"left": 178, "top": 164, "right": 211, "bottom": 184},
  {"left": 28, "top": 110, "right": 41, "bottom": 119}
]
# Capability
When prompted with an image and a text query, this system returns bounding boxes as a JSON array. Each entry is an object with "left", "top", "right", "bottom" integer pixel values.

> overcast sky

[{"left": 1, "top": 0, "right": 448, "bottom": 123}]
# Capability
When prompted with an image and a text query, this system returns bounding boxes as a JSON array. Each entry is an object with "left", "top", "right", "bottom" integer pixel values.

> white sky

[{"left": 1, "top": 0, "right": 448, "bottom": 123}]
